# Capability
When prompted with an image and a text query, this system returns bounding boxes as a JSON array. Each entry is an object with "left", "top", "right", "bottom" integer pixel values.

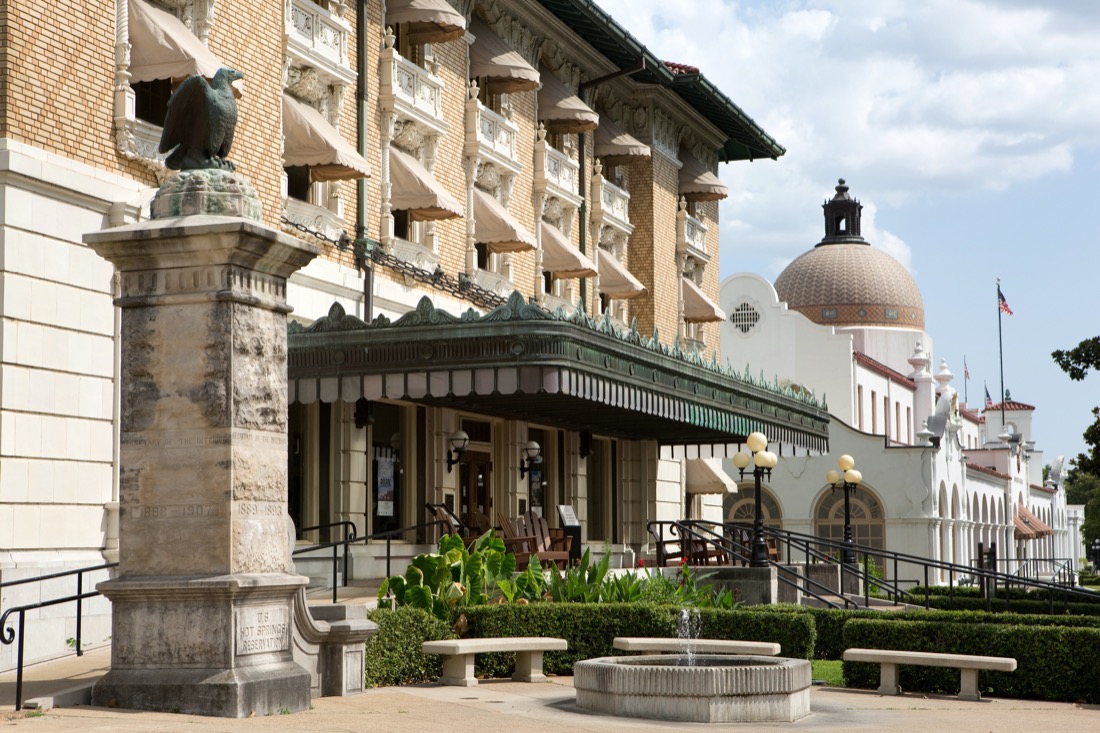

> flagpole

[
  {"left": 996, "top": 278, "right": 1006, "bottom": 433},
  {"left": 963, "top": 355, "right": 968, "bottom": 404}
]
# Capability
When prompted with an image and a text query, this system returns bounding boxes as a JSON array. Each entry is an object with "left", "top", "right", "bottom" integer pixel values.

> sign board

[{"left": 557, "top": 504, "right": 580, "bottom": 527}]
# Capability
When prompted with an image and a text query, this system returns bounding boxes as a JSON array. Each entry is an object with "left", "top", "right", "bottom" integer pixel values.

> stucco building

[{"left": 720, "top": 180, "right": 1079, "bottom": 584}]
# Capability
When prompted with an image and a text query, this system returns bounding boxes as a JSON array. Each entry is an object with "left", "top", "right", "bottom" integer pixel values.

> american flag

[
  {"left": 985, "top": 385, "right": 993, "bottom": 408},
  {"left": 997, "top": 286, "right": 1013, "bottom": 315},
  {"left": 964, "top": 357, "right": 970, "bottom": 382}
]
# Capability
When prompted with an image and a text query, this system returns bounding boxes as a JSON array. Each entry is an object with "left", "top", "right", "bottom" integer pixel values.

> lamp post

[
  {"left": 825, "top": 454, "right": 862, "bottom": 565},
  {"left": 733, "top": 432, "right": 778, "bottom": 567}
]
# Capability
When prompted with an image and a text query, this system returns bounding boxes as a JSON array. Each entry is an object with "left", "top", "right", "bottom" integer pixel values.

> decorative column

[{"left": 85, "top": 207, "right": 319, "bottom": 716}]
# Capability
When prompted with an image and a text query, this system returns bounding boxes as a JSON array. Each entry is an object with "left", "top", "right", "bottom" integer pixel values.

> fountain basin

[{"left": 574, "top": 654, "right": 812, "bottom": 723}]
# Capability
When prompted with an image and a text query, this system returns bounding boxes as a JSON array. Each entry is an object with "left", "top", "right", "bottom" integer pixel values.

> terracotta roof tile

[{"left": 664, "top": 61, "right": 700, "bottom": 75}]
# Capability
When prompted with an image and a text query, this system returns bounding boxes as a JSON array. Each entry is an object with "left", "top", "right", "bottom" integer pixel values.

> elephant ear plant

[{"left": 378, "top": 532, "right": 516, "bottom": 620}]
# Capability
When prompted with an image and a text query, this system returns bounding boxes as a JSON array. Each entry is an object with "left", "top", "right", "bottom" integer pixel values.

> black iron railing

[{"left": 0, "top": 562, "right": 117, "bottom": 710}]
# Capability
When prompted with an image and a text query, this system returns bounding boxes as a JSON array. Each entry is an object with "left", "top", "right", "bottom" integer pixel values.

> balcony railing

[
  {"left": 544, "top": 146, "right": 579, "bottom": 198},
  {"left": 475, "top": 102, "right": 518, "bottom": 167},
  {"left": 601, "top": 179, "right": 631, "bottom": 231},
  {"left": 381, "top": 47, "right": 445, "bottom": 129},
  {"left": 285, "top": 197, "right": 345, "bottom": 244},
  {"left": 683, "top": 213, "right": 707, "bottom": 255},
  {"left": 289, "top": 0, "right": 348, "bottom": 68}
]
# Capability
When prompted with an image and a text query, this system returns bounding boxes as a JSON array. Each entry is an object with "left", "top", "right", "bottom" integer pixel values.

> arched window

[
  {"left": 813, "top": 485, "right": 886, "bottom": 556},
  {"left": 726, "top": 486, "right": 783, "bottom": 527}
]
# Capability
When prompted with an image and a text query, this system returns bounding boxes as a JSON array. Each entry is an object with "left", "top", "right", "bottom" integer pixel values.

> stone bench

[
  {"left": 422, "top": 637, "right": 568, "bottom": 687},
  {"left": 843, "top": 648, "right": 1017, "bottom": 701},
  {"left": 613, "top": 637, "right": 781, "bottom": 655}
]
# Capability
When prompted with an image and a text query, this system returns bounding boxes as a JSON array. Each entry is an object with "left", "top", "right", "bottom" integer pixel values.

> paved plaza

[{"left": 2, "top": 647, "right": 1095, "bottom": 732}]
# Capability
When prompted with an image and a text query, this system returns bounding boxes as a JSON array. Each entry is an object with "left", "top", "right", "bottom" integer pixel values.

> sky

[{"left": 598, "top": 0, "right": 1100, "bottom": 466}]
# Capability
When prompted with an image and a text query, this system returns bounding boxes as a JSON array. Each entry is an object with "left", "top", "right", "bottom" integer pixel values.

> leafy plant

[{"left": 548, "top": 547, "right": 610, "bottom": 603}]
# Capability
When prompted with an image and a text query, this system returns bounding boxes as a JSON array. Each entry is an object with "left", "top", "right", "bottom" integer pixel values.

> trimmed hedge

[
  {"left": 910, "top": 585, "right": 1100, "bottom": 605},
  {"left": 365, "top": 604, "right": 815, "bottom": 686},
  {"left": 364, "top": 607, "right": 453, "bottom": 688},
  {"left": 842, "top": 618, "right": 1100, "bottom": 703},
  {"left": 460, "top": 604, "right": 814, "bottom": 680},
  {"left": 920, "top": 595, "right": 1100, "bottom": 615}
]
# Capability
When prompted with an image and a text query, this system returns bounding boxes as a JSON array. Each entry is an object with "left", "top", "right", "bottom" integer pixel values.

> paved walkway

[{"left": 3, "top": 651, "right": 1097, "bottom": 732}]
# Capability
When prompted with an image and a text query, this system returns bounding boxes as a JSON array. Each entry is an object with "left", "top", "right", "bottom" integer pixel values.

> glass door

[{"left": 458, "top": 451, "right": 492, "bottom": 531}]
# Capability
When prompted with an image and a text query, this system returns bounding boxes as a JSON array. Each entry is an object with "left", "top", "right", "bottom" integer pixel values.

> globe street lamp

[
  {"left": 825, "top": 454, "right": 862, "bottom": 565},
  {"left": 733, "top": 432, "right": 778, "bottom": 567}
]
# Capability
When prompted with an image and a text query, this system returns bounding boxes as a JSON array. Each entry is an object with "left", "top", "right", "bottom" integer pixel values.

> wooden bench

[
  {"left": 614, "top": 637, "right": 780, "bottom": 655},
  {"left": 843, "top": 648, "right": 1017, "bottom": 701},
  {"left": 422, "top": 637, "right": 568, "bottom": 686}
]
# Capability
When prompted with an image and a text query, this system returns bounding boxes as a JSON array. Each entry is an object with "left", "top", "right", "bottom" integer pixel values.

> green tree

[{"left": 1052, "top": 337, "right": 1100, "bottom": 547}]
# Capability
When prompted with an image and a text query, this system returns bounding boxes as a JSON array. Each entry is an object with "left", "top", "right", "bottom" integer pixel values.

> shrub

[
  {"left": 460, "top": 603, "right": 815, "bottom": 678},
  {"left": 363, "top": 607, "right": 453, "bottom": 687},
  {"left": 842, "top": 618, "right": 1100, "bottom": 703}
]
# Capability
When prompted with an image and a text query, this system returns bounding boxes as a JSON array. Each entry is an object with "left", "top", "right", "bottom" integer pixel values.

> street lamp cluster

[
  {"left": 733, "top": 432, "right": 779, "bottom": 567},
  {"left": 825, "top": 454, "right": 862, "bottom": 564}
]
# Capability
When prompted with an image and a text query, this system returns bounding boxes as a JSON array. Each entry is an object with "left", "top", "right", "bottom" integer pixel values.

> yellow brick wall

[
  {"left": 627, "top": 150, "right": 681, "bottom": 342},
  {"left": 699, "top": 196, "right": 722, "bottom": 359}
]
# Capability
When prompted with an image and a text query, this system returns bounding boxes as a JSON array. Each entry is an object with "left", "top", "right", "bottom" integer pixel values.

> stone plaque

[{"left": 235, "top": 605, "right": 290, "bottom": 656}]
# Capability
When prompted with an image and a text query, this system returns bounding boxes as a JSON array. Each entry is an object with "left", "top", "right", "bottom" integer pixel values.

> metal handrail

[
  {"left": 294, "top": 520, "right": 358, "bottom": 602},
  {"left": 0, "top": 561, "right": 117, "bottom": 710}
]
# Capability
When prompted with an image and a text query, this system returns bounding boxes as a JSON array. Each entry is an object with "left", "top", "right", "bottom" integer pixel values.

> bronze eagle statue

[{"left": 159, "top": 67, "right": 244, "bottom": 171}]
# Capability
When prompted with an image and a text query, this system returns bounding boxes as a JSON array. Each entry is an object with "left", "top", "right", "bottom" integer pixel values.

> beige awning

[
  {"left": 128, "top": 0, "right": 224, "bottom": 83},
  {"left": 469, "top": 18, "right": 539, "bottom": 94},
  {"left": 1015, "top": 504, "right": 1053, "bottom": 540},
  {"left": 473, "top": 188, "right": 535, "bottom": 253},
  {"left": 682, "top": 278, "right": 726, "bottom": 323},
  {"left": 541, "top": 222, "right": 596, "bottom": 279},
  {"left": 386, "top": 0, "right": 466, "bottom": 44},
  {"left": 594, "top": 116, "right": 650, "bottom": 163},
  {"left": 686, "top": 458, "right": 738, "bottom": 495},
  {"left": 679, "top": 152, "right": 728, "bottom": 202},
  {"left": 282, "top": 94, "right": 371, "bottom": 181},
  {"left": 597, "top": 251, "right": 646, "bottom": 299},
  {"left": 390, "top": 147, "right": 463, "bottom": 221},
  {"left": 538, "top": 71, "right": 599, "bottom": 134}
]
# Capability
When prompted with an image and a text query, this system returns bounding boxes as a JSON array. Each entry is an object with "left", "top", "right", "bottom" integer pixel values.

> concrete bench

[
  {"left": 843, "top": 648, "right": 1017, "bottom": 701},
  {"left": 613, "top": 637, "right": 781, "bottom": 656},
  {"left": 422, "top": 637, "right": 568, "bottom": 687}
]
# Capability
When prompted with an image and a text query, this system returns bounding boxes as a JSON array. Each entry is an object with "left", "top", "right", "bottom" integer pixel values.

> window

[
  {"left": 729, "top": 302, "right": 760, "bottom": 334},
  {"left": 883, "top": 395, "right": 890, "bottom": 439},
  {"left": 393, "top": 209, "right": 410, "bottom": 240},
  {"left": 871, "top": 391, "right": 878, "bottom": 434},
  {"left": 857, "top": 385, "right": 864, "bottom": 430},
  {"left": 134, "top": 77, "right": 172, "bottom": 126},
  {"left": 285, "top": 165, "right": 311, "bottom": 202},
  {"left": 814, "top": 486, "right": 886, "bottom": 561}
]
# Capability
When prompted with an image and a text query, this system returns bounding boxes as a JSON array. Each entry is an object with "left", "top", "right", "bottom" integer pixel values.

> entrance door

[{"left": 458, "top": 451, "right": 492, "bottom": 530}]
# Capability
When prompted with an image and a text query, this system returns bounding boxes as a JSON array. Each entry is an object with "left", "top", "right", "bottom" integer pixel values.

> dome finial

[
  {"left": 835, "top": 178, "right": 849, "bottom": 198},
  {"left": 820, "top": 178, "right": 864, "bottom": 245}
]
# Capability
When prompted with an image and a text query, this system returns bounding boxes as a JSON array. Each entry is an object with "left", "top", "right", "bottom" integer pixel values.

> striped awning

[
  {"left": 541, "top": 222, "right": 596, "bottom": 279},
  {"left": 469, "top": 17, "right": 539, "bottom": 93},
  {"left": 282, "top": 94, "right": 371, "bottom": 181},
  {"left": 1014, "top": 504, "right": 1053, "bottom": 540},
  {"left": 390, "top": 147, "right": 463, "bottom": 221},
  {"left": 679, "top": 151, "right": 728, "bottom": 202},
  {"left": 128, "top": 0, "right": 225, "bottom": 83},
  {"left": 538, "top": 71, "right": 599, "bottom": 134},
  {"left": 288, "top": 294, "right": 830, "bottom": 454},
  {"left": 474, "top": 188, "right": 536, "bottom": 253},
  {"left": 386, "top": 0, "right": 466, "bottom": 44},
  {"left": 682, "top": 278, "right": 726, "bottom": 323}
]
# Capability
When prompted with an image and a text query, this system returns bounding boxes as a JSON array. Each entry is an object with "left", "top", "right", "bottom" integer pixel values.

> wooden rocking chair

[
  {"left": 495, "top": 510, "right": 537, "bottom": 569},
  {"left": 518, "top": 511, "right": 571, "bottom": 570}
]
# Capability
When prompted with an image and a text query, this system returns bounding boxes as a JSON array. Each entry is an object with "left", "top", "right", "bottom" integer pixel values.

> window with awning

[
  {"left": 283, "top": 94, "right": 371, "bottom": 182},
  {"left": 1014, "top": 504, "right": 1054, "bottom": 540},
  {"left": 386, "top": 0, "right": 466, "bottom": 44},
  {"left": 128, "top": 0, "right": 224, "bottom": 83},
  {"left": 473, "top": 188, "right": 535, "bottom": 253},
  {"left": 685, "top": 458, "right": 738, "bottom": 494},
  {"left": 682, "top": 278, "right": 726, "bottom": 323},
  {"left": 597, "top": 251, "right": 646, "bottom": 299},
  {"left": 538, "top": 71, "right": 599, "bottom": 134},
  {"left": 390, "top": 147, "right": 463, "bottom": 221},
  {"left": 679, "top": 151, "right": 728, "bottom": 202},
  {"left": 594, "top": 116, "right": 650, "bottom": 164},
  {"left": 541, "top": 222, "right": 596, "bottom": 279},
  {"left": 469, "top": 18, "right": 539, "bottom": 94}
]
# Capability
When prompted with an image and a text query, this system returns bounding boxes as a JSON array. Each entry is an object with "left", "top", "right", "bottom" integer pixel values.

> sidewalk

[{"left": 3, "top": 661, "right": 1097, "bottom": 732}]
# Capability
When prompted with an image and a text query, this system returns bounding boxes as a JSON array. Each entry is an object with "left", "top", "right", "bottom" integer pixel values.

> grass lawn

[{"left": 812, "top": 659, "right": 844, "bottom": 687}]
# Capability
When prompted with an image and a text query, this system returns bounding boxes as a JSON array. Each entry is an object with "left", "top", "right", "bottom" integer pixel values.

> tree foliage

[{"left": 1053, "top": 337, "right": 1100, "bottom": 546}]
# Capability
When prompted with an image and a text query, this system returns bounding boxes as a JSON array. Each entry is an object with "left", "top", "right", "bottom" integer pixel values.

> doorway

[{"left": 458, "top": 451, "right": 492, "bottom": 530}]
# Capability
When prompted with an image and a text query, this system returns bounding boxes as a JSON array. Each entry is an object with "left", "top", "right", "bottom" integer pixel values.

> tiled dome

[{"left": 774, "top": 180, "right": 924, "bottom": 330}]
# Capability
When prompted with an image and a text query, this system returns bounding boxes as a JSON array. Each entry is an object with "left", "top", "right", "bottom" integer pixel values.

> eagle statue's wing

[{"left": 159, "top": 75, "right": 212, "bottom": 157}]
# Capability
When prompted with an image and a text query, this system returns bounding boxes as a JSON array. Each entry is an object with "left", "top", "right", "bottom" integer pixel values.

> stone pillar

[{"left": 84, "top": 216, "right": 319, "bottom": 717}]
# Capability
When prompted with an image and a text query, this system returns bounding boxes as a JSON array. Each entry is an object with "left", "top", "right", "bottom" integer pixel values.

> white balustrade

[
  {"left": 475, "top": 103, "right": 518, "bottom": 165},
  {"left": 544, "top": 146, "right": 579, "bottom": 198},
  {"left": 289, "top": 0, "right": 348, "bottom": 68}
]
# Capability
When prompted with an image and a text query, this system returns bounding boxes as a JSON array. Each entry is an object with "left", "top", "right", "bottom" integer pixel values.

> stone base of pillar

[{"left": 93, "top": 574, "right": 310, "bottom": 717}]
